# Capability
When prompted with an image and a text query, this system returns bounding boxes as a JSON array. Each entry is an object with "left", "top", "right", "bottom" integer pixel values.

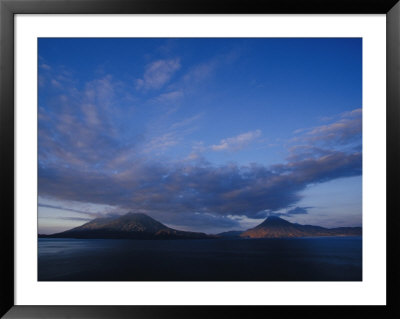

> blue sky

[{"left": 38, "top": 38, "right": 362, "bottom": 234}]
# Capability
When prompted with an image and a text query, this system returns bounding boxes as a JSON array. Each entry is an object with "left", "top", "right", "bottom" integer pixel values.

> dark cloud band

[{"left": 39, "top": 149, "right": 361, "bottom": 222}]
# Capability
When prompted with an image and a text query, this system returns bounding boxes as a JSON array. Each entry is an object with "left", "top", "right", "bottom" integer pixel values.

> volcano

[
  {"left": 40, "top": 213, "right": 210, "bottom": 240},
  {"left": 240, "top": 216, "right": 362, "bottom": 238}
]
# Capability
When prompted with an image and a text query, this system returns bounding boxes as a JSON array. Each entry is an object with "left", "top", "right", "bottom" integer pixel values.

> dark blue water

[{"left": 38, "top": 237, "right": 362, "bottom": 281}]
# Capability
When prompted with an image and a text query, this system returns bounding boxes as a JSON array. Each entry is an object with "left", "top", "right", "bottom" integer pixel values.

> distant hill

[
  {"left": 240, "top": 216, "right": 362, "bottom": 238},
  {"left": 40, "top": 213, "right": 210, "bottom": 240},
  {"left": 216, "top": 230, "right": 243, "bottom": 238}
]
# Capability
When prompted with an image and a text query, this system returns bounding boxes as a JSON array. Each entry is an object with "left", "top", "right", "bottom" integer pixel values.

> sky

[{"left": 38, "top": 38, "right": 362, "bottom": 234}]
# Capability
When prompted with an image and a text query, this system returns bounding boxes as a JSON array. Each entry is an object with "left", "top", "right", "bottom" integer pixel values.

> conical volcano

[
  {"left": 44, "top": 212, "right": 210, "bottom": 240},
  {"left": 240, "top": 216, "right": 361, "bottom": 238}
]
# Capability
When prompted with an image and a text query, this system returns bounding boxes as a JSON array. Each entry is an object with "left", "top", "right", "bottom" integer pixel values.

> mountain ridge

[{"left": 39, "top": 213, "right": 362, "bottom": 239}]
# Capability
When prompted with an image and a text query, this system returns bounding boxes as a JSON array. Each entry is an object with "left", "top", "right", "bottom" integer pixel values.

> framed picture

[{"left": 1, "top": 0, "right": 399, "bottom": 318}]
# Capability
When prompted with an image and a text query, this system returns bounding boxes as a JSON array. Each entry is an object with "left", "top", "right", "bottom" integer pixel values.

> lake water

[{"left": 38, "top": 237, "right": 362, "bottom": 281}]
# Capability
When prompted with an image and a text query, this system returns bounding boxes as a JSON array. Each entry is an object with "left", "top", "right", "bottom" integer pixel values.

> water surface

[{"left": 38, "top": 237, "right": 362, "bottom": 281}]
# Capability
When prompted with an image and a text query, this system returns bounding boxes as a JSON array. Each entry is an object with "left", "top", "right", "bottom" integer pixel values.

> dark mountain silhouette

[
  {"left": 240, "top": 216, "right": 362, "bottom": 238},
  {"left": 40, "top": 213, "right": 210, "bottom": 240},
  {"left": 39, "top": 213, "right": 361, "bottom": 240},
  {"left": 216, "top": 230, "right": 243, "bottom": 238}
]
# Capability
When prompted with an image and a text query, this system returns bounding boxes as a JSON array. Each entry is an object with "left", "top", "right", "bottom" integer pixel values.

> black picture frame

[{"left": 1, "top": 0, "right": 399, "bottom": 318}]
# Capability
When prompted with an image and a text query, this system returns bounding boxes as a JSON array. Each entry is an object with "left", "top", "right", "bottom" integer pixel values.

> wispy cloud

[
  {"left": 51, "top": 79, "right": 62, "bottom": 88},
  {"left": 287, "top": 206, "right": 311, "bottom": 215},
  {"left": 267, "top": 206, "right": 312, "bottom": 218},
  {"left": 40, "top": 63, "right": 51, "bottom": 70},
  {"left": 170, "top": 113, "right": 203, "bottom": 129},
  {"left": 166, "top": 50, "right": 239, "bottom": 96},
  {"left": 38, "top": 199, "right": 125, "bottom": 218},
  {"left": 154, "top": 90, "right": 184, "bottom": 103},
  {"left": 293, "top": 108, "right": 362, "bottom": 146},
  {"left": 182, "top": 61, "right": 216, "bottom": 85},
  {"left": 58, "top": 217, "right": 93, "bottom": 222},
  {"left": 136, "top": 58, "right": 181, "bottom": 90},
  {"left": 39, "top": 203, "right": 95, "bottom": 216},
  {"left": 211, "top": 130, "right": 262, "bottom": 152},
  {"left": 38, "top": 74, "right": 136, "bottom": 172},
  {"left": 141, "top": 113, "right": 202, "bottom": 156},
  {"left": 142, "top": 132, "right": 180, "bottom": 154},
  {"left": 165, "top": 212, "right": 241, "bottom": 233}
]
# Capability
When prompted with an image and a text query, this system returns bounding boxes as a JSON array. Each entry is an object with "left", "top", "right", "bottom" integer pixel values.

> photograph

[{"left": 37, "top": 37, "right": 362, "bottom": 282}]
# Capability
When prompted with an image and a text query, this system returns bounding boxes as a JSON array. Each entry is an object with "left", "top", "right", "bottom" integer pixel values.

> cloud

[
  {"left": 165, "top": 212, "right": 241, "bottom": 233},
  {"left": 38, "top": 75, "right": 138, "bottom": 172},
  {"left": 38, "top": 198, "right": 125, "bottom": 218},
  {"left": 58, "top": 217, "right": 92, "bottom": 222},
  {"left": 39, "top": 147, "right": 361, "bottom": 223},
  {"left": 154, "top": 90, "right": 184, "bottom": 103},
  {"left": 286, "top": 206, "right": 311, "bottom": 215},
  {"left": 140, "top": 114, "right": 202, "bottom": 156},
  {"left": 170, "top": 113, "right": 203, "bottom": 129},
  {"left": 38, "top": 72, "right": 205, "bottom": 178},
  {"left": 39, "top": 203, "right": 95, "bottom": 216},
  {"left": 264, "top": 206, "right": 312, "bottom": 219},
  {"left": 39, "top": 74, "right": 362, "bottom": 231},
  {"left": 165, "top": 50, "right": 239, "bottom": 96},
  {"left": 136, "top": 58, "right": 180, "bottom": 90},
  {"left": 40, "top": 63, "right": 51, "bottom": 70},
  {"left": 294, "top": 108, "right": 362, "bottom": 146},
  {"left": 211, "top": 130, "right": 262, "bottom": 152},
  {"left": 51, "top": 79, "right": 62, "bottom": 88},
  {"left": 182, "top": 61, "right": 215, "bottom": 85},
  {"left": 38, "top": 62, "right": 78, "bottom": 92},
  {"left": 340, "top": 108, "right": 362, "bottom": 118},
  {"left": 181, "top": 49, "right": 239, "bottom": 87},
  {"left": 142, "top": 132, "right": 180, "bottom": 154}
]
